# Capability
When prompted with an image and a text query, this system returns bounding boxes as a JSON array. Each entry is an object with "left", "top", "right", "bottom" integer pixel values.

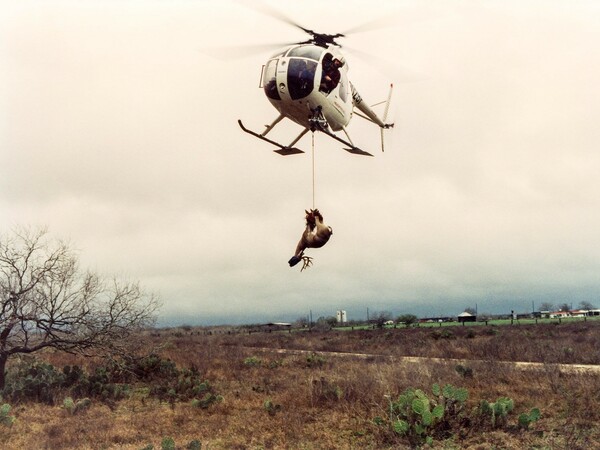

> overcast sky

[{"left": 1, "top": 0, "right": 599, "bottom": 325}]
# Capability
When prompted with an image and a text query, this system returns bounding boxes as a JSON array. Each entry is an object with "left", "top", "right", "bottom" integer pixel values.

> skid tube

[
  {"left": 238, "top": 120, "right": 304, "bottom": 156},
  {"left": 319, "top": 126, "right": 373, "bottom": 157},
  {"left": 239, "top": 118, "right": 373, "bottom": 157}
]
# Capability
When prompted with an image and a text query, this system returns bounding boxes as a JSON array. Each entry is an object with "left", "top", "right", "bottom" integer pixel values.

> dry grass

[{"left": 1, "top": 321, "right": 599, "bottom": 449}]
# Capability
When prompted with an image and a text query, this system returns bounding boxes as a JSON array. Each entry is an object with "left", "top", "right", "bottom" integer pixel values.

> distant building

[
  {"left": 256, "top": 322, "right": 292, "bottom": 332},
  {"left": 336, "top": 310, "right": 347, "bottom": 324},
  {"left": 517, "top": 313, "right": 533, "bottom": 320},
  {"left": 419, "top": 316, "right": 453, "bottom": 323},
  {"left": 458, "top": 311, "right": 476, "bottom": 323}
]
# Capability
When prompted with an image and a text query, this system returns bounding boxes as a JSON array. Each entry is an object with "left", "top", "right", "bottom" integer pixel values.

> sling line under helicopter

[
  {"left": 311, "top": 132, "right": 316, "bottom": 210},
  {"left": 287, "top": 130, "right": 332, "bottom": 272}
]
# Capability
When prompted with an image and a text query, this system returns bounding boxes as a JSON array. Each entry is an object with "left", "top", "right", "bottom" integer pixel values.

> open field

[{"left": 1, "top": 320, "right": 599, "bottom": 449}]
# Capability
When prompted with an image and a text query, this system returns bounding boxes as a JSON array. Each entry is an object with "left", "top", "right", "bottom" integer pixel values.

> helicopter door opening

[
  {"left": 288, "top": 58, "right": 317, "bottom": 100},
  {"left": 319, "top": 53, "right": 342, "bottom": 95},
  {"left": 262, "top": 59, "right": 280, "bottom": 100}
]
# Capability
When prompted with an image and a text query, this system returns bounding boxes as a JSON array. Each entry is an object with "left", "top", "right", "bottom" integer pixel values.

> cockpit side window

[
  {"left": 262, "top": 59, "right": 280, "bottom": 100},
  {"left": 288, "top": 58, "right": 317, "bottom": 100}
]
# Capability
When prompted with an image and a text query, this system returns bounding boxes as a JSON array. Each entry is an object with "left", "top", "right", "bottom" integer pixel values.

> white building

[{"left": 336, "top": 310, "right": 347, "bottom": 323}]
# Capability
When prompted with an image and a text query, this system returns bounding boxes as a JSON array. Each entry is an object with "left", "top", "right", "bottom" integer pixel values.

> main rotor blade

[
  {"left": 236, "top": 0, "right": 308, "bottom": 34},
  {"left": 201, "top": 42, "right": 294, "bottom": 60},
  {"left": 343, "top": 14, "right": 402, "bottom": 35},
  {"left": 343, "top": 7, "right": 445, "bottom": 35},
  {"left": 344, "top": 45, "right": 427, "bottom": 83}
]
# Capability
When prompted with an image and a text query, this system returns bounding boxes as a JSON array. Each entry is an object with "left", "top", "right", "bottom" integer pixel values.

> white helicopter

[{"left": 238, "top": 15, "right": 395, "bottom": 157}]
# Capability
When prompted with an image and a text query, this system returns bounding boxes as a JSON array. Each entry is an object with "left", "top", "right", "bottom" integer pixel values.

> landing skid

[
  {"left": 238, "top": 120, "right": 304, "bottom": 156},
  {"left": 308, "top": 107, "right": 373, "bottom": 157},
  {"left": 316, "top": 125, "right": 373, "bottom": 157},
  {"left": 238, "top": 116, "right": 373, "bottom": 157}
]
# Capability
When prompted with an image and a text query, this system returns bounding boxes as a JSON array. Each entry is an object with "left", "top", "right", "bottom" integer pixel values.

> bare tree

[
  {"left": 0, "top": 227, "right": 160, "bottom": 389},
  {"left": 538, "top": 302, "right": 554, "bottom": 312},
  {"left": 294, "top": 316, "right": 309, "bottom": 328},
  {"left": 396, "top": 314, "right": 418, "bottom": 326},
  {"left": 578, "top": 301, "right": 595, "bottom": 310},
  {"left": 371, "top": 311, "right": 393, "bottom": 329},
  {"left": 558, "top": 303, "right": 571, "bottom": 312}
]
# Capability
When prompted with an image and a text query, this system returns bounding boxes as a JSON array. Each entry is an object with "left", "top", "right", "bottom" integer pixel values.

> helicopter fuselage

[{"left": 261, "top": 44, "right": 353, "bottom": 132}]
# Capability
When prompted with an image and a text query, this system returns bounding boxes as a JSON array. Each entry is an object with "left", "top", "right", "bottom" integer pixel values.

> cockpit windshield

[
  {"left": 287, "top": 58, "right": 317, "bottom": 100},
  {"left": 286, "top": 45, "right": 324, "bottom": 61}
]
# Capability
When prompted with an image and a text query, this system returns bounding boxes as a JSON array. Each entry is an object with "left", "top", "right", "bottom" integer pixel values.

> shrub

[
  {"left": 477, "top": 397, "right": 514, "bottom": 428},
  {"left": 455, "top": 364, "right": 474, "bottom": 378},
  {"left": 63, "top": 397, "right": 92, "bottom": 415},
  {"left": 431, "top": 329, "right": 456, "bottom": 340},
  {"left": 161, "top": 437, "right": 176, "bottom": 450},
  {"left": 130, "top": 354, "right": 179, "bottom": 381},
  {"left": 482, "top": 327, "right": 499, "bottom": 336},
  {"left": 381, "top": 384, "right": 469, "bottom": 446},
  {"left": 63, "top": 365, "right": 85, "bottom": 387},
  {"left": 305, "top": 352, "right": 326, "bottom": 368},
  {"left": 145, "top": 438, "right": 201, "bottom": 450},
  {"left": 243, "top": 356, "right": 262, "bottom": 367},
  {"left": 186, "top": 440, "right": 202, "bottom": 450},
  {"left": 310, "top": 377, "right": 343, "bottom": 404},
  {"left": 518, "top": 407, "right": 541, "bottom": 430},
  {"left": 63, "top": 396, "right": 75, "bottom": 413},
  {"left": 388, "top": 388, "right": 443, "bottom": 446},
  {"left": 2, "top": 359, "right": 65, "bottom": 404},
  {"left": 0, "top": 403, "right": 15, "bottom": 427},
  {"left": 264, "top": 399, "right": 282, "bottom": 416},
  {"left": 396, "top": 314, "right": 418, "bottom": 326},
  {"left": 2, "top": 355, "right": 218, "bottom": 405},
  {"left": 191, "top": 393, "right": 222, "bottom": 409}
]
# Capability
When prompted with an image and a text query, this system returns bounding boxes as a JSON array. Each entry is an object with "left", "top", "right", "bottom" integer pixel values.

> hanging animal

[{"left": 288, "top": 209, "right": 333, "bottom": 271}]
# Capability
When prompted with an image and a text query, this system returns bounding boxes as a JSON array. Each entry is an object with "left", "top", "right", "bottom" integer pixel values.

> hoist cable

[{"left": 311, "top": 132, "right": 316, "bottom": 210}]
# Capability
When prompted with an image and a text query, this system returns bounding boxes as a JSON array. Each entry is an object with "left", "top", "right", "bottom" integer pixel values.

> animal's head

[
  {"left": 305, "top": 209, "right": 323, "bottom": 230},
  {"left": 305, "top": 209, "right": 316, "bottom": 229}
]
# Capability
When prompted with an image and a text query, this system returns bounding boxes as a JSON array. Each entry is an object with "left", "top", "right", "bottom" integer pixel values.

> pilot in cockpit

[{"left": 321, "top": 55, "right": 345, "bottom": 94}]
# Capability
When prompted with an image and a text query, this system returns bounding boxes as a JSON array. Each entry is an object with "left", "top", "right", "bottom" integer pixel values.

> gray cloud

[{"left": 1, "top": 1, "right": 599, "bottom": 325}]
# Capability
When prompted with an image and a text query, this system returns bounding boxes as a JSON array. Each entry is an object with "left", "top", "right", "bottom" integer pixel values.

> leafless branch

[{"left": 0, "top": 226, "right": 161, "bottom": 388}]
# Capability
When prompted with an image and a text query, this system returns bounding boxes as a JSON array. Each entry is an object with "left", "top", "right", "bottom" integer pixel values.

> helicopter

[{"left": 238, "top": 12, "right": 395, "bottom": 157}]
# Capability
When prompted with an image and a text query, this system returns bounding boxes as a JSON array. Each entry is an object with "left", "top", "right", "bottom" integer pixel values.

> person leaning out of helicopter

[{"left": 321, "top": 55, "right": 345, "bottom": 93}]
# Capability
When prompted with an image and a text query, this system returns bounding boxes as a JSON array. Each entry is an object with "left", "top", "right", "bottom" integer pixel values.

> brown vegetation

[{"left": 1, "top": 320, "right": 599, "bottom": 449}]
